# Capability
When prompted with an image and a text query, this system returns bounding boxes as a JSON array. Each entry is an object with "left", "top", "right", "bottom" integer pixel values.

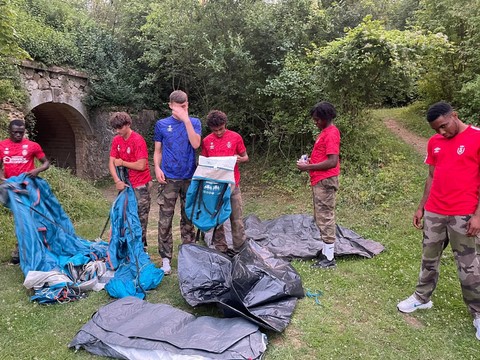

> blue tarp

[{"left": 0, "top": 174, "right": 163, "bottom": 302}]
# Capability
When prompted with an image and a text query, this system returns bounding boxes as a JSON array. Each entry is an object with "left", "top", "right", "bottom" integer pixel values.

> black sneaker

[
  {"left": 311, "top": 254, "right": 336, "bottom": 269},
  {"left": 9, "top": 256, "right": 20, "bottom": 265}
]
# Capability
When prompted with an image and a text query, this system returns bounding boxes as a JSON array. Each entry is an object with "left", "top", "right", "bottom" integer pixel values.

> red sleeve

[
  {"left": 33, "top": 142, "right": 46, "bottom": 160},
  {"left": 425, "top": 137, "right": 436, "bottom": 166},
  {"left": 201, "top": 138, "right": 208, "bottom": 157},
  {"left": 325, "top": 129, "right": 340, "bottom": 155},
  {"left": 236, "top": 134, "right": 246, "bottom": 155},
  {"left": 134, "top": 135, "right": 149, "bottom": 160},
  {"left": 110, "top": 137, "right": 119, "bottom": 158}
]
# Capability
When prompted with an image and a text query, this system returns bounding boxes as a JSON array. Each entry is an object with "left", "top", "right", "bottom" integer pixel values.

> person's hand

[
  {"left": 113, "top": 158, "right": 124, "bottom": 167},
  {"left": 171, "top": 103, "right": 190, "bottom": 123},
  {"left": 155, "top": 168, "right": 167, "bottom": 184},
  {"left": 26, "top": 169, "right": 41, "bottom": 178},
  {"left": 413, "top": 208, "right": 424, "bottom": 229},
  {"left": 115, "top": 180, "right": 127, "bottom": 191},
  {"left": 466, "top": 214, "right": 480, "bottom": 237},
  {"left": 296, "top": 161, "right": 309, "bottom": 171}
]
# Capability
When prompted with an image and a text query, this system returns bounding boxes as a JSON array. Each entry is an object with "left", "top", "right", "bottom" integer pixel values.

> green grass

[{"left": 1, "top": 107, "right": 479, "bottom": 359}]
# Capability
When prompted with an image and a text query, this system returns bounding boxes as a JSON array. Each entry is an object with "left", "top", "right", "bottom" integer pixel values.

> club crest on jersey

[
  {"left": 457, "top": 145, "right": 465, "bottom": 155},
  {"left": 167, "top": 125, "right": 173, "bottom": 132},
  {"left": 127, "top": 147, "right": 131, "bottom": 154},
  {"left": 22, "top": 150, "right": 28, "bottom": 156},
  {"left": 227, "top": 141, "right": 232, "bottom": 149}
]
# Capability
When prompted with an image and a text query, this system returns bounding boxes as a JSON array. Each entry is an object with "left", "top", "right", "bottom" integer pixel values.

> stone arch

[{"left": 27, "top": 102, "right": 92, "bottom": 176}]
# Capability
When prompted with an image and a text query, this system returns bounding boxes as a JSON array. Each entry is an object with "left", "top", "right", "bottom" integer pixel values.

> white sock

[{"left": 323, "top": 243, "right": 335, "bottom": 261}]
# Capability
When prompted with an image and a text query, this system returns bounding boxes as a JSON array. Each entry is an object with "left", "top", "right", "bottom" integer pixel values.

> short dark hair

[
  {"left": 110, "top": 112, "right": 132, "bottom": 129},
  {"left": 9, "top": 119, "right": 25, "bottom": 130},
  {"left": 169, "top": 90, "right": 188, "bottom": 104},
  {"left": 207, "top": 110, "right": 228, "bottom": 128},
  {"left": 310, "top": 101, "right": 336, "bottom": 122},
  {"left": 426, "top": 101, "right": 453, "bottom": 122}
]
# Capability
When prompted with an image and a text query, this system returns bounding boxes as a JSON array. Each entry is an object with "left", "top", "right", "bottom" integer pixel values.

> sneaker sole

[{"left": 397, "top": 301, "right": 433, "bottom": 313}]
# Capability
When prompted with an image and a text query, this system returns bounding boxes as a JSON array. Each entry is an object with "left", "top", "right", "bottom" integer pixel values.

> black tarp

[
  {"left": 244, "top": 214, "right": 384, "bottom": 259},
  {"left": 70, "top": 296, "right": 267, "bottom": 359},
  {"left": 178, "top": 241, "right": 304, "bottom": 332}
]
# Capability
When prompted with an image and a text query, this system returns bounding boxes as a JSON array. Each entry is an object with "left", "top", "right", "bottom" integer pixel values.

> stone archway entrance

[{"left": 29, "top": 103, "right": 77, "bottom": 172}]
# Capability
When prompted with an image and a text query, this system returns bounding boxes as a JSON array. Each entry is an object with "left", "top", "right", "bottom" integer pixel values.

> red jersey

[
  {"left": 0, "top": 138, "right": 46, "bottom": 178},
  {"left": 424, "top": 125, "right": 480, "bottom": 215},
  {"left": 201, "top": 130, "right": 247, "bottom": 186},
  {"left": 110, "top": 131, "right": 151, "bottom": 188},
  {"left": 309, "top": 125, "right": 341, "bottom": 186}
]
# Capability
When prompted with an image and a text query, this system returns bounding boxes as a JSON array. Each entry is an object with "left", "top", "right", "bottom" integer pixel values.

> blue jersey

[{"left": 153, "top": 115, "right": 202, "bottom": 179}]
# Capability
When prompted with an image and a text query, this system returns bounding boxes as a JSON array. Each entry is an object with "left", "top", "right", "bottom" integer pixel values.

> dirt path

[{"left": 383, "top": 118, "right": 428, "bottom": 155}]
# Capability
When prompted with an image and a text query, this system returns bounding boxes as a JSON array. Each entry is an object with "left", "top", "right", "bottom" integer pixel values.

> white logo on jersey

[
  {"left": 457, "top": 145, "right": 465, "bottom": 155},
  {"left": 167, "top": 125, "right": 173, "bottom": 132},
  {"left": 117, "top": 145, "right": 121, "bottom": 151},
  {"left": 22, "top": 150, "right": 28, "bottom": 156},
  {"left": 4, "top": 147, "right": 9, "bottom": 155},
  {"left": 127, "top": 147, "right": 131, "bottom": 154},
  {"left": 227, "top": 141, "right": 232, "bottom": 149},
  {"left": 433, "top": 147, "right": 441, "bottom": 154},
  {"left": 3, "top": 156, "right": 28, "bottom": 164},
  {"left": 209, "top": 142, "right": 214, "bottom": 150}
]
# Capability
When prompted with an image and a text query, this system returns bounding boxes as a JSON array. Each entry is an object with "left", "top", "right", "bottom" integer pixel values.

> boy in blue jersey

[{"left": 153, "top": 90, "right": 202, "bottom": 274}]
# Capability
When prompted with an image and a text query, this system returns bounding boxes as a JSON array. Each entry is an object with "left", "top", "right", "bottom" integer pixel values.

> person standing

[
  {"left": 397, "top": 101, "right": 480, "bottom": 340},
  {"left": 109, "top": 112, "right": 152, "bottom": 251},
  {"left": 153, "top": 90, "right": 201, "bottom": 274},
  {"left": 201, "top": 110, "right": 248, "bottom": 255},
  {"left": 0, "top": 119, "right": 50, "bottom": 263},
  {"left": 297, "top": 101, "right": 340, "bottom": 269}
]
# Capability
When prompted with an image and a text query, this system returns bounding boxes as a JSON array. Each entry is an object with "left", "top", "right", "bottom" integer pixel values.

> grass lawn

[{"left": 0, "top": 107, "right": 479, "bottom": 359}]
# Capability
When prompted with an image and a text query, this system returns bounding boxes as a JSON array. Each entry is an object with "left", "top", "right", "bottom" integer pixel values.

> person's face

[
  {"left": 169, "top": 101, "right": 188, "bottom": 112},
  {"left": 114, "top": 123, "right": 131, "bottom": 139},
  {"left": 312, "top": 116, "right": 328, "bottom": 130},
  {"left": 210, "top": 124, "right": 227, "bottom": 138},
  {"left": 429, "top": 112, "right": 460, "bottom": 139},
  {"left": 9, "top": 125, "right": 25, "bottom": 143}
]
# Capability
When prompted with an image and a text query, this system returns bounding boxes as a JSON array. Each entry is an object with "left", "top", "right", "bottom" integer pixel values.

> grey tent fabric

[
  {"left": 244, "top": 214, "right": 384, "bottom": 259},
  {"left": 69, "top": 296, "right": 267, "bottom": 359},
  {"left": 178, "top": 241, "right": 304, "bottom": 332}
]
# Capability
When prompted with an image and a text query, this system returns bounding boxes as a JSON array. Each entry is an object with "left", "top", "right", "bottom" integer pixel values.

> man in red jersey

[
  {"left": 201, "top": 110, "right": 249, "bottom": 255},
  {"left": 297, "top": 101, "right": 340, "bottom": 269},
  {"left": 109, "top": 112, "right": 152, "bottom": 251},
  {"left": 397, "top": 101, "right": 480, "bottom": 341},
  {"left": 0, "top": 119, "right": 50, "bottom": 263}
]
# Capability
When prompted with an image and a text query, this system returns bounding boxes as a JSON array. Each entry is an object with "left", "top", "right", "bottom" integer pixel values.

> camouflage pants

[
  {"left": 312, "top": 176, "right": 339, "bottom": 245},
  {"left": 415, "top": 211, "right": 480, "bottom": 317},
  {"left": 213, "top": 186, "right": 246, "bottom": 253},
  {"left": 157, "top": 179, "right": 195, "bottom": 259},
  {"left": 134, "top": 182, "right": 151, "bottom": 248}
]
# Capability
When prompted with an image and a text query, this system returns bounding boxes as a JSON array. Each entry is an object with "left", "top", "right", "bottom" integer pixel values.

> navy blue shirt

[{"left": 153, "top": 116, "right": 202, "bottom": 179}]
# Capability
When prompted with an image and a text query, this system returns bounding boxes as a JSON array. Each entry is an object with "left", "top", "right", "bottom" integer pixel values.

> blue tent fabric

[{"left": 0, "top": 174, "right": 163, "bottom": 302}]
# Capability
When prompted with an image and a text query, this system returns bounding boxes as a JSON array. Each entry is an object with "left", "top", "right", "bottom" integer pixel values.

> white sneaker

[
  {"left": 473, "top": 318, "right": 480, "bottom": 340},
  {"left": 161, "top": 258, "right": 171, "bottom": 275},
  {"left": 397, "top": 294, "right": 433, "bottom": 313}
]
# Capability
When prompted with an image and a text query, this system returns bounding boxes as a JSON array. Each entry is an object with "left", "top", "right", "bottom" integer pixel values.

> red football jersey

[
  {"left": 309, "top": 125, "right": 341, "bottom": 186},
  {"left": 425, "top": 125, "right": 480, "bottom": 215},
  {"left": 0, "top": 138, "right": 46, "bottom": 178}
]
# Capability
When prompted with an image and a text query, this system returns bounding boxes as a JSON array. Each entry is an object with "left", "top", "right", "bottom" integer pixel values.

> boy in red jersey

[
  {"left": 297, "top": 101, "right": 340, "bottom": 269},
  {"left": 109, "top": 112, "right": 152, "bottom": 251},
  {"left": 201, "top": 110, "right": 249, "bottom": 255},
  {"left": 0, "top": 119, "right": 50, "bottom": 263},
  {"left": 397, "top": 102, "right": 480, "bottom": 341}
]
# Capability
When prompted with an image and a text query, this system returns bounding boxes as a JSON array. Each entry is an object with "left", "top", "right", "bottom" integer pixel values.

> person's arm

[
  {"left": 153, "top": 141, "right": 167, "bottom": 184},
  {"left": 27, "top": 157, "right": 50, "bottom": 177},
  {"left": 236, "top": 151, "right": 248, "bottom": 163},
  {"left": 467, "top": 187, "right": 480, "bottom": 236},
  {"left": 297, "top": 154, "right": 338, "bottom": 171},
  {"left": 112, "top": 157, "right": 147, "bottom": 171},
  {"left": 413, "top": 165, "right": 435, "bottom": 229},
  {"left": 109, "top": 156, "right": 126, "bottom": 191},
  {"left": 0, "top": 159, "right": 5, "bottom": 181},
  {"left": 171, "top": 105, "right": 201, "bottom": 149}
]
